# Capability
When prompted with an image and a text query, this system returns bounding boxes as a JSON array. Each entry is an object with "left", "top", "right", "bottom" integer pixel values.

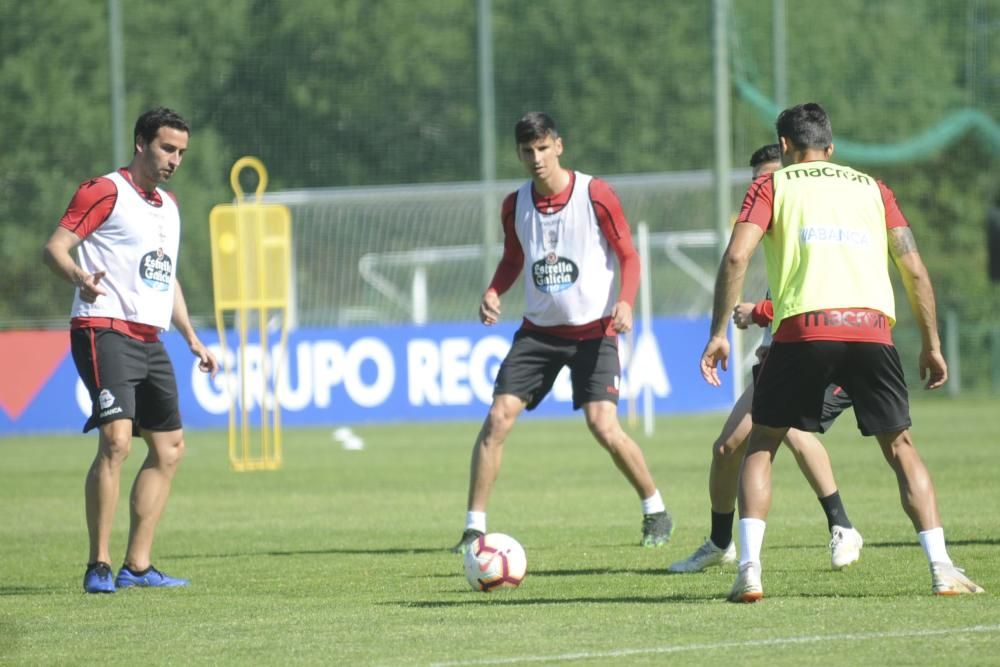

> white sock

[
  {"left": 641, "top": 490, "right": 665, "bottom": 515},
  {"left": 465, "top": 511, "right": 486, "bottom": 533},
  {"left": 738, "top": 518, "right": 766, "bottom": 566},
  {"left": 918, "top": 527, "right": 952, "bottom": 565}
]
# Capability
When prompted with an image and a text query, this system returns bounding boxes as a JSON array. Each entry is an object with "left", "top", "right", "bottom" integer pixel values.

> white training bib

[
  {"left": 71, "top": 171, "right": 181, "bottom": 331},
  {"left": 513, "top": 171, "right": 615, "bottom": 326}
]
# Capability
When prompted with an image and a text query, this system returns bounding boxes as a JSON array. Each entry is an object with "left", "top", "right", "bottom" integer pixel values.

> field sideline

[{"left": 1, "top": 395, "right": 997, "bottom": 665}]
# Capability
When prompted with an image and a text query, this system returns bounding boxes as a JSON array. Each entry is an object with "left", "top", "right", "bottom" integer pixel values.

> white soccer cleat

[
  {"left": 668, "top": 538, "right": 737, "bottom": 573},
  {"left": 728, "top": 561, "right": 763, "bottom": 603},
  {"left": 829, "top": 526, "right": 863, "bottom": 570},
  {"left": 931, "top": 562, "right": 985, "bottom": 595}
]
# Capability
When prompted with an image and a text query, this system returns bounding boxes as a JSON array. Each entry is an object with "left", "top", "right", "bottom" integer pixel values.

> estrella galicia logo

[
  {"left": 139, "top": 249, "right": 173, "bottom": 291},
  {"left": 532, "top": 253, "right": 579, "bottom": 293}
]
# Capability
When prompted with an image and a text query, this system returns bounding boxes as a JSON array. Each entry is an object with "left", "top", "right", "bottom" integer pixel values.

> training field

[{"left": 1, "top": 395, "right": 997, "bottom": 665}]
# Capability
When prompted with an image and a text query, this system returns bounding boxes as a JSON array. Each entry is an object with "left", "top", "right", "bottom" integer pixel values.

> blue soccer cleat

[
  {"left": 83, "top": 562, "right": 116, "bottom": 593},
  {"left": 115, "top": 564, "right": 189, "bottom": 589}
]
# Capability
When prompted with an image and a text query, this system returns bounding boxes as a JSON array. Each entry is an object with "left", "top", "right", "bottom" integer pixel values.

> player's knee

[
  {"left": 162, "top": 438, "right": 186, "bottom": 468},
  {"left": 585, "top": 414, "right": 620, "bottom": 448},
  {"left": 99, "top": 426, "right": 133, "bottom": 462}
]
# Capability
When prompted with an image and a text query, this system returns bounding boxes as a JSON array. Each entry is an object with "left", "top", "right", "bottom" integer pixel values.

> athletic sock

[
  {"left": 918, "top": 527, "right": 952, "bottom": 565},
  {"left": 641, "top": 490, "right": 666, "bottom": 515},
  {"left": 710, "top": 510, "right": 735, "bottom": 550},
  {"left": 465, "top": 511, "right": 486, "bottom": 533},
  {"left": 738, "top": 517, "right": 766, "bottom": 566},
  {"left": 122, "top": 564, "right": 151, "bottom": 576},
  {"left": 818, "top": 490, "right": 852, "bottom": 531}
]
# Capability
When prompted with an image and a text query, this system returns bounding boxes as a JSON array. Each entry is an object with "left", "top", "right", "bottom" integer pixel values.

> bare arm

[
  {"left": 172, "top": 280, "right": 219, "bottom": 377},
  {"left": 42, "top": 227, "right": 107, "bottom": 303},
  {"left": 700, "top": 223, "right": 764, "bottom": 385},
  {"left": 888, "top": 226, "right": 946, "bottom": 390}
]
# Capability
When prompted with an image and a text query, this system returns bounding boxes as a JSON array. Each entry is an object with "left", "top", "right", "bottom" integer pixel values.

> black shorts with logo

[
  {"left": 752, "top": 362, "right": 853, "bottom": 434},
  {"left": 70, "top": 327, "right": 182, "bottom": 434},
  {"left": 493, "top": 328, "right": 621, "bottom": 410},
  {"left": 752, "top": 340, "right": 910, "bottom": 437}
]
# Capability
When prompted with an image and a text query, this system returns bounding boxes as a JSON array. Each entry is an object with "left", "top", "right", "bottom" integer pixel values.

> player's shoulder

[
  {"left": 76, "top": 175, "right": 118, "bottom": 195},
  {"left": 69, "top": 175, "right": 118, "bottom": 207},
  {"left": 587, "top": 174, "right": 620, "bottom": 201}
]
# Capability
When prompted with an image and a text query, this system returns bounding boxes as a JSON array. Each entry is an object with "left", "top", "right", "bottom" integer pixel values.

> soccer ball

[{"left": 463, "top": 533, "right": 527, "bottom": 592}]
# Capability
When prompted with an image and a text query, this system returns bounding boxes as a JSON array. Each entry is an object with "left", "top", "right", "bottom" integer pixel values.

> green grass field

[{"left": 1, "top": 395, "right": 997, "bottom": 665}]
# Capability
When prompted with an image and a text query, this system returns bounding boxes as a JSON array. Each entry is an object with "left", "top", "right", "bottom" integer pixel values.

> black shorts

[
  {"left": 752, "top": 340, "right": 910, "bottom": 437},
  {"left": 493, "top": 329, "right": 621, "bottom": 410},
  {"left": 752, "top": 362, "right": 853, "bottom": 434},
  {"left": 70, "top": 328, "right": 182, "bottom": 434}
]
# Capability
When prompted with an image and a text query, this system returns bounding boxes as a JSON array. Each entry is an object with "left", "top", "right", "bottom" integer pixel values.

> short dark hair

[
  {"left": 515, "top": 111, "right": 559, "bottom": 145},
  {"left": 749, "top": 144, "right": 780, "bottom": 168},
  {"left": 775, "top": 102, "right": 832, "bottom": 150},
  {"left": 133, "top": 107, "right": 190, "bottom": 152}
]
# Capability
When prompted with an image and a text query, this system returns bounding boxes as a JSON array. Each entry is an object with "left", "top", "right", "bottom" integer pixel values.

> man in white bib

[
  {"left": 451, "top": 112, "right": 671, "bottom": 553},
  {"left": 43, "top": 107, "right": 218, "bottom": 593}
]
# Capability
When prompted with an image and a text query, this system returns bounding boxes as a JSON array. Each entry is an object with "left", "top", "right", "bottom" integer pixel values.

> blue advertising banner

[{"left": 0, "top": 317, "right": 731, "bottom": 435}]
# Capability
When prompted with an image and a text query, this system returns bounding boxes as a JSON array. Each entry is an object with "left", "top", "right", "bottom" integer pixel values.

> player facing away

[
  {"left": 700, "top": 102, "right": 984, "bottom": 601},
  {"left": 43, "top": 107, "right": 219, "bottom": 593},
  {"left": 450, "top": 111, "right": 672, "bottom": 553},
  {"left": 668, "top": 144, "right": 862, "bottom": 574}
]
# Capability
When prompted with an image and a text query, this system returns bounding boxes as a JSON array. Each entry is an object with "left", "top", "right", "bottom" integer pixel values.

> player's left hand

[
  {"left": 611, "top": 301, "right": 633, "bottom": 334},
  {"left": 919, "top": 346, "right": 948, "bottom": 390},
  {"left": 190, "top": 339, "right": 220, "bottom": 379},
  {"left": 699, "top": 335, "right": 730, "bottom": 387}
]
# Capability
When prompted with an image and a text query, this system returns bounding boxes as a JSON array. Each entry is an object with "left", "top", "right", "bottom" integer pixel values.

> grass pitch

[{"left": 1, "top": 395, "right": 997, "bottom": 665}]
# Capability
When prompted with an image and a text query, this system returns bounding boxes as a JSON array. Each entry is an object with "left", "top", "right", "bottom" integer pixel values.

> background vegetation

[{"left": 1, "top": 0, "right": 997, "bottom": 383}]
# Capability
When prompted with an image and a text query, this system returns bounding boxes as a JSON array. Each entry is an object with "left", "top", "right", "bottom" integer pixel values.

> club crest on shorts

[
  {"left": 98, "top": 389, "right": 115, "bottom": 410},
  {"left": 532, "top": 254, "right": 579, "bottom": 293}
]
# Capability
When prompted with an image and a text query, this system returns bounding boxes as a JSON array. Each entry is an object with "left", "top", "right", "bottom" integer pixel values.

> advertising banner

[{"left": 0, "top": 318, "right": 730, "bottom": 435}]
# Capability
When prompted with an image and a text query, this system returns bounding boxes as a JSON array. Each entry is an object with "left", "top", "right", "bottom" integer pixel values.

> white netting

[{"left": 266, "top": 170, "right": 769, "bottom": 328}]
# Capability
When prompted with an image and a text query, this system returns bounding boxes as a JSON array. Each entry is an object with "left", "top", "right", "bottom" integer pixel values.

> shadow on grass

[
  {"left": 171, "top": 546, "right": 446, "bottom": 559},
  {"left": 427, "top": 566, "right": 666, "bottom": 579},
  {"left": 0, "top": 586, "right": 58, "bottom": 596},
  {"left": 389, "top": 592, "right": 723, "bottom": 607}
]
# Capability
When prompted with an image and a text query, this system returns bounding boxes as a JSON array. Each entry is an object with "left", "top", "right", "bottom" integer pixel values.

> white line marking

[{"left": 430, "top": 624, "right": 1000, "bottom": 666}]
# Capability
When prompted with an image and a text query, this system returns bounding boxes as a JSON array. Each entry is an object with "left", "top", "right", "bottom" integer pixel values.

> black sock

[
  {"left": 710, "top": 510, "right": 735, "bottom": 549},
  {"left": 122, "top": 563, "right": 151, "bottom": 576},
  {"left": 818, "top": 491, "right": 852, "bottom": 531}
]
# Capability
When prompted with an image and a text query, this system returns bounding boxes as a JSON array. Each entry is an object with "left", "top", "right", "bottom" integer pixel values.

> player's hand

[
  {"left": 190, "top": 338, "right": 220, "bottom": 379},
  {"left": 610, "top": 301, "right": 633, "bottom": 334},
  {"left": 479, "top": 289, "right": 501, "bottom": 325},
  {"left": 76, "top": 270, "right": 108, "bottom": 304},
  {"left": 732, "top": 301, "right": 755, "bottom": 329},
  {"left": 700, "top": 335, "right": 730, "bottom": 387},
  {"left": 919, "top": 346, "right": 948, "bottom": 390},
  {"left": 754, "top": 344, "right": 770, "bottom": 363}
]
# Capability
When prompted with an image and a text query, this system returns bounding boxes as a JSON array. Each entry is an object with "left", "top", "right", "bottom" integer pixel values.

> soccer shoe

[
  {"left": 83, "top": 562, "right": 116, "bottom": 594},
  {"left": 115, "top": 565, "right": 189, "bottom": 589},
  {"left": 829, "top": 526, "right": 864, "bottom": 570},
  {"left": 450, "top": 529, "right": 484, "bottom": 554},
  {"left": 667, "top": 538, "right": 737, "bottom": 573},
  {"left": 728, "top": 561, "right": 763, "bottom": 603},
  {"left": 931, "top": 562, "right": 985, "bottom": 595},
  {"left": 640, "top": 510, "right": 674, "bottom": 547}
]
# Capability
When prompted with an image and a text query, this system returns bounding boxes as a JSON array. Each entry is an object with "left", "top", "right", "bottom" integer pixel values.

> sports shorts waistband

[{"left": 71, "top": 317, "right": 161, "bottom": 342}]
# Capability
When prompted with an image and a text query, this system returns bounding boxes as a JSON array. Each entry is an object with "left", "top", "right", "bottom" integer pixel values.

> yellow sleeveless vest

[{"left": 764, "top": 161, "right": 896, "bottom": 332}]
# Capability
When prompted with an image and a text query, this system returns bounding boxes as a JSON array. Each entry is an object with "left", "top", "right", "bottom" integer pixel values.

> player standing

[
  {"left": 43, "top": 107, "right": 219, "bottom": 593},
  {"left": 451, "top": 111, "right": 672, "bottom": 552},
  {"left": 669, "top": 144, "right": 862, "bottom": 574},
  {"left": 700, "top": 102, "right": 983, "bottom": 601}
]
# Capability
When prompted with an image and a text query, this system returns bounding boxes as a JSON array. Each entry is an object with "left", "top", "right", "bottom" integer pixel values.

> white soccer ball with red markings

[{"left": 463, "top": 533, "right": 527, "bottom": 592}]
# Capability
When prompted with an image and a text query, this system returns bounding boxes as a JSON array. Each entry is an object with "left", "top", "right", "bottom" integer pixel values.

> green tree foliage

[{"left": 1, "top": 0, "right": 996, "bottom": 387}]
